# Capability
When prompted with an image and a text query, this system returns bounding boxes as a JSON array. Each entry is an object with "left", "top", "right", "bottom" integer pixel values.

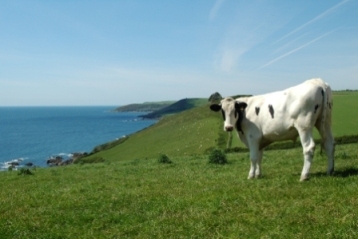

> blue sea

[{"left": 0, "top": 107, "right": 156, "bottom": 170}]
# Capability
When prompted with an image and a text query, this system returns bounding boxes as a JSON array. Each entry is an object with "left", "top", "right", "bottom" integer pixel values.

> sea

[{"left": 0, "top": 106, "right": 157, "bottom": 171}]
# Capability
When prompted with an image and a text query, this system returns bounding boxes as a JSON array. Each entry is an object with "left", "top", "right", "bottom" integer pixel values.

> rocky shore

[
  {"left": 2, "top": 152, "right": 88, "bottom": 171},
  {"left": 46, "top": 152, "right": 88, "bottom": 166}
]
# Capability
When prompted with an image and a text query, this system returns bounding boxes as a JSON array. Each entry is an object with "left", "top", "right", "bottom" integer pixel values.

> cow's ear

[
  {"left": 235, "top": 102, "right": 247, "bottom": 111},
  {"left": 210, "top": 104, "right": 222, "bottom": 112}
]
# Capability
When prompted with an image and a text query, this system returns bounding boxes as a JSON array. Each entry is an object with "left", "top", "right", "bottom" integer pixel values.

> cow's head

[{"left": 210, "top": 97, "right": 247, "bottom": 132}]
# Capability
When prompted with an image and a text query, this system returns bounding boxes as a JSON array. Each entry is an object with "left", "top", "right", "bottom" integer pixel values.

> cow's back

[{"left": 240, "top": 78, "right": 329, "bottom": 144}]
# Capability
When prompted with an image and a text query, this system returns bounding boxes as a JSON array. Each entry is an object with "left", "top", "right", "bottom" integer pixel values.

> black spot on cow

[
  {"left": 314, "top": 104, "right": 319, "bottom": 113},
  {"left": 221, "top": 109, "right": 225, "bottom": 121},
  {"left": 268, "top": 104, "right": 274, "bottom": 119},
  {"left": 255, "top": 107, "right": 260, "bottom": 116},
  {"left": 321, "top": 89, "right": 324, "bottom": 97},
  {"left": 235, "top": 102, "right": 247, "bottom": 134}
]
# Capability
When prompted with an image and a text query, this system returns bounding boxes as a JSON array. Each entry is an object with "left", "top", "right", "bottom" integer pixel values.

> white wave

[
  {"left": 0, "top": 158, "right": 28, "bottom": 171},
  {"left": 53, "top": 153, "right": 74, "bottom": 160}
]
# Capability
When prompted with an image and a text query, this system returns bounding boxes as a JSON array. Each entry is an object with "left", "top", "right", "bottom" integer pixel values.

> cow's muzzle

[{"left": 225, "top": 126, "right": 234, "bottom": 132}]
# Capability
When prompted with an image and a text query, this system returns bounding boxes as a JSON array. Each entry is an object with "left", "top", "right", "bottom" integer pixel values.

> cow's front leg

[
  {"left": 254, "top": 150, "right": 263, "bottom": 178},
  {"left": 248, "top": 146, "right": 261, "bottom": 179},
  {"left": 248, "top": 160, "right": 256, "bottom": 179}
]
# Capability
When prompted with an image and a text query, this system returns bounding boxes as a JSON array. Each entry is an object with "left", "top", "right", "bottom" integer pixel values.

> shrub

[
  {"left": 208, "top": 149, "right": 228, "bottom": 164},
  {"left": 18, "top": 168, "right": 33, "bottom": 175},
  {"left": 158, "top": 154, "right": 172, "bottom": 164},
  {"left": 75, "top": 156, "right": 105, "bottom": 165}
]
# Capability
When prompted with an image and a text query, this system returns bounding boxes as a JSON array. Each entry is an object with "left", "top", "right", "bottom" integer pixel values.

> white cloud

[
  {"left": 271, "top": 32, "right": 309, "bottom": 55},
  {"left": 209, "top": 0, "right": 225, "bottom": 20},
  {"left": 258, "top": 29, "right": 338, "bottom": 69},
  {"left": 274, "top": 0, "right": 350, "bottom": 44}
]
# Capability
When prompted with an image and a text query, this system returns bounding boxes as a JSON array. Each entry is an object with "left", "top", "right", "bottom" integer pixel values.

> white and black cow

[{"left": 210, "top": 78, "right": 335, "bottom": 181}]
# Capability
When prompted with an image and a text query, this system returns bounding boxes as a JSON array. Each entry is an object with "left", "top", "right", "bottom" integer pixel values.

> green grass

[
  {"left": 1, "top": 144, "right": 358, "bottom": 238},
  {"left": 331, "top": 91, "right": 358, "bottom": 137},
  {"left": 88, "top": 104, "right": 222, "bottom": 162}
]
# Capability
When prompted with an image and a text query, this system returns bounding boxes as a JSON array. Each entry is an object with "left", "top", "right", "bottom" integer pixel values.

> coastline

[{"left": 0, "top": 107, "right": 157, "bottom": 171}]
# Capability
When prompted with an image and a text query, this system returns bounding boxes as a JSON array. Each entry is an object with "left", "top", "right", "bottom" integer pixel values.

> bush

[
  {"left": 208, "top": 149, "right": 228, "bottom": 164},
  {"left": 75, "top": 156, "right": 105, "bottom": 165},
  {"left": 158, "top": 154, "right": 172, "bottom": 164},
  {"left": 18, "top": 168, "right": 33, "bottom": 175}
]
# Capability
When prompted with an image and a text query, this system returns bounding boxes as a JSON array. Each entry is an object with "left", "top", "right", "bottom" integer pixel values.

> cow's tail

[{"left": 319, "top": 82, "right": 331, "bottom": 153}]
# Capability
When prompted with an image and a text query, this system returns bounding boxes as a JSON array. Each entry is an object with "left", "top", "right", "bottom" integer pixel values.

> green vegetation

[
  {"left": 85, "top": 103, "right": 221, "bottom": 163},
  {"left": 331, "top": 91, "right": 358, "bottom": 137},
  {"left": 208, "top": 148, "right": 228, "bottom": 164},
  {"left": 158, "top": 154, "right": 172, "bottom": 164},
  {"left": 1, "top": 91, "right": 358, "bottom": 238},
  {"left": 1, "top": 144, "right": 358, "bottom": 238},
  {"left": 91, "top": 136, "right": 128, "bottom": 153},
  {"left": 74, "top": 156, "right": 105, "bottom": 165}
]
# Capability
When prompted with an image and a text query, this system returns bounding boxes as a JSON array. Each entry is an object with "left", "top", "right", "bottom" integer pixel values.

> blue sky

[{"left": 1, "top": 0, "right": 357, "bottom": 106}]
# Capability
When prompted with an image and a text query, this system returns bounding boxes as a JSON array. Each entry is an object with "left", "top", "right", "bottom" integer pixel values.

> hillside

[
  {"left": 140, "top": 98, "right": 208, "bottom": 119},
  {"left": 87, "top": 102, "right": 224, "bottom": 162},
  {"left": 113, "top": 101, "right": 175, "bottom": 112},
  {"left": 113, "top": 98, "right": 208, "bottom": 119},
  {"left": 85, "top": 91, "right": 358, "bottom": 163}
]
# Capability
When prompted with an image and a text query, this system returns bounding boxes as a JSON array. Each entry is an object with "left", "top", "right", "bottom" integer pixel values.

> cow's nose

[{"left": 225, "top": 126, "right": 234, "bottom": 132}]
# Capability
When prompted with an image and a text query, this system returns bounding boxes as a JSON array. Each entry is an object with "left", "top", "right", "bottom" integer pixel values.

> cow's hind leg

[
  {"left": 316, "top": 121, "right": 335, "bottom": 175},
  {"left": 322, "top": 129, "right": 335, "bottom": 175},
  {"left": 298, "top": 129, "right": 316, "bottom": 181}
]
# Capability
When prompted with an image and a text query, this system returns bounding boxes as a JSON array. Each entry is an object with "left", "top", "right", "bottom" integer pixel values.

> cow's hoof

[
  {"left": 300, "top": 176, "right": 310, "bottom": 182},
  {"left": 327, "top": 169, "right": 334, "bottom": 176},
  {"left": 248, "top": 175, "right": 255, "bottom": 179}
]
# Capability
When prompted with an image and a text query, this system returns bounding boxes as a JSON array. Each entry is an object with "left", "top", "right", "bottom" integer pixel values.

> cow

[{"left": 210, "top": 78, "right": 335, "bottom": 181}]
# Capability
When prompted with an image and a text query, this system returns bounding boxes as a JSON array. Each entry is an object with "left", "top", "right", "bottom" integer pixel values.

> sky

[{"left": 1, "top": 0, "right": 357, "bottom": 106}]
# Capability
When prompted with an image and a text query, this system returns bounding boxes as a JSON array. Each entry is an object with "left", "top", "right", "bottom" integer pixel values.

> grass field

[
  {"left": 1, "top": 91, "right": 358, "bottom": 238},
  {"left": 331, "top": 91, "right": 358, "bottom": 137},
  {"left": 1, "top": 144, "right": 358, "bottom": 238}
]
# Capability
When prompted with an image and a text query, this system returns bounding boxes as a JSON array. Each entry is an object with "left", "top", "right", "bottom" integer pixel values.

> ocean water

[{"left": 0, "top": 107, "right": 156, "bottom": 170}]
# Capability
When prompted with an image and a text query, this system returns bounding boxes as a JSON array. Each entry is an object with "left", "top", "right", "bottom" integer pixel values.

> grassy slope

[
  {"left": 88, "top": 91, "right": 358, "bottom": 162},
  {"left": 92, "top": 103, "right": 221, "bottom": 162},
  {"left": 141, "top": 98, "right": 207, "bottom": 118}
]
